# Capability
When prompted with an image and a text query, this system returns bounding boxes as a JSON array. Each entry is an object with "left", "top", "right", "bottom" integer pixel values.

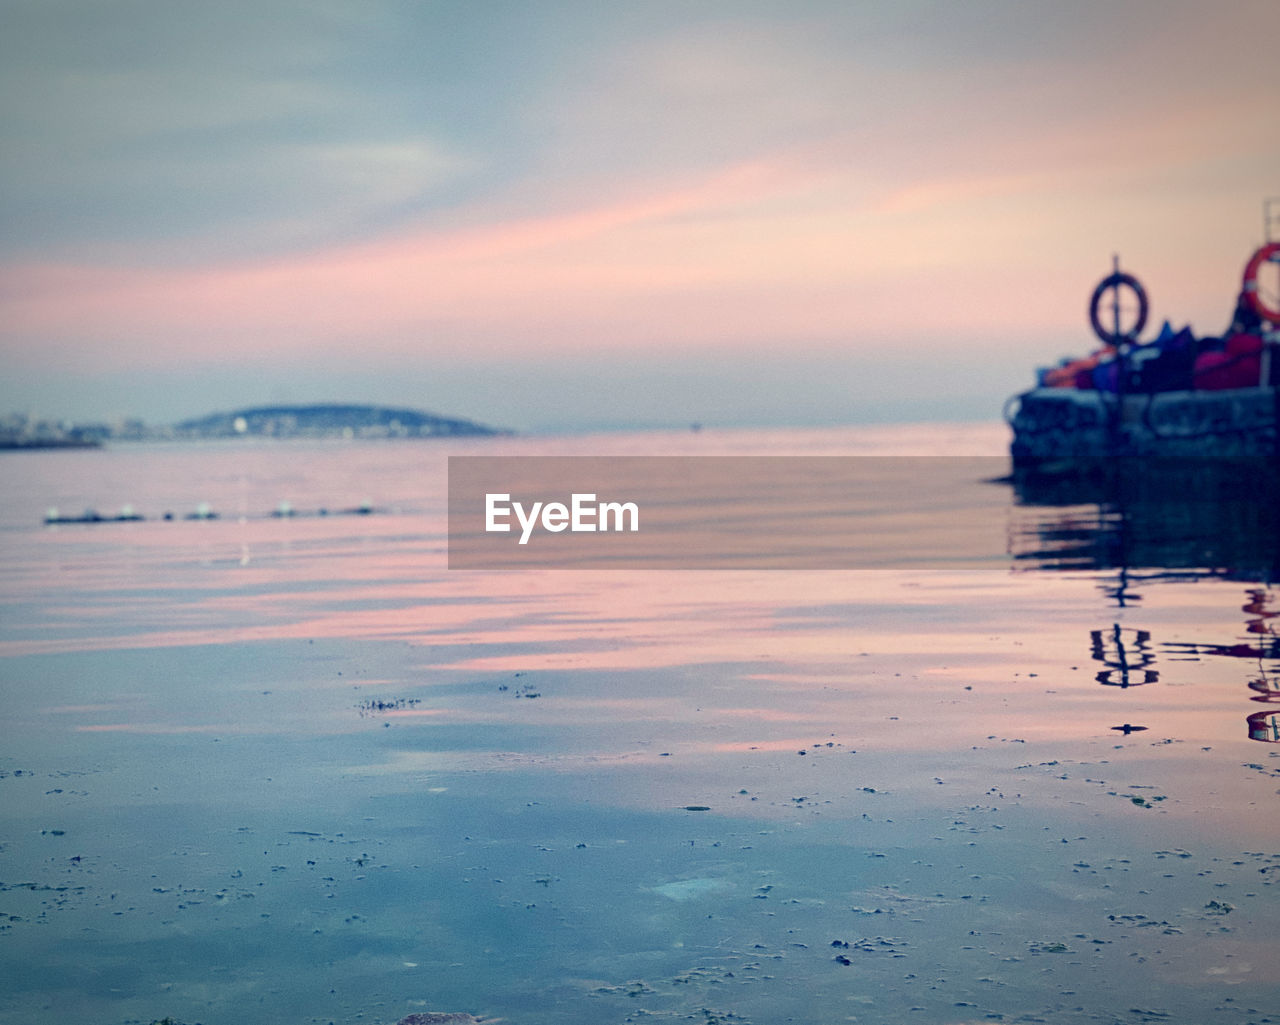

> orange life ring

[{"left": 1242, "top": 241, "right": 1280, "bottom": 324}]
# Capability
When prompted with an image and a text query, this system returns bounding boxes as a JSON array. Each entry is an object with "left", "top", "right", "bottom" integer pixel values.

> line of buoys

[
  {"left": 44, "top": 499, "right": 377, "bottom": 525},
  {"left": 44, "top": 505, "right": 145, "bottom": 524},
  {"left": 271, "top": 499, "right": 374, "bottom": 518}
]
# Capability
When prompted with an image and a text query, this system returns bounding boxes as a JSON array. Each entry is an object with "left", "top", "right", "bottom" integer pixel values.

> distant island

[
  {"left": 172, "top": 403, "right": 504, "bottom": 440},
  {"left": 1, "top": 403, "right": 506, "bottom": 448}
]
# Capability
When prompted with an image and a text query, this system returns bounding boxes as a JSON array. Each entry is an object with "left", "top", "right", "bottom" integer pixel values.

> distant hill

[{"left": 171, "top": 403, "right": 504, "bottom": 440}]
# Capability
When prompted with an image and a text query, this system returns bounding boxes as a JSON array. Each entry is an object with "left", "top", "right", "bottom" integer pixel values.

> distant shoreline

[
  {"left": 0, "top": 437, "right": 101, "bottom": 451},
  {"left": 1, "top": 402, "right": 507, "bottom": 448}
]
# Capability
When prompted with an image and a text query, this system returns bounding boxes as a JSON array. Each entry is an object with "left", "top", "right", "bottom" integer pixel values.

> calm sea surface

[{"left": 1, "top": 424, "right": 1277, "bottom": 1025}]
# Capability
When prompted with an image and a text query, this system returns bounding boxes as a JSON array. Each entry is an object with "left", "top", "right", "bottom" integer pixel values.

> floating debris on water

[{"left": 357, "top": 697, "right": 422, "bottom": 716}]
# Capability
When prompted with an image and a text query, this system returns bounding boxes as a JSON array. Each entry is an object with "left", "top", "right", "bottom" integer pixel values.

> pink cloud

[
  {"left": 0, "top": 154, "right": 834, "bottom": 364},
  {"left": 3, "top": 69, "right": 1274, "bottom": 377}
]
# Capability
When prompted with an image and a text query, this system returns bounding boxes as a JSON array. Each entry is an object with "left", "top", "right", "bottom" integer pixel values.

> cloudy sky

[{"left": 2, "top": 1, "right": 1277, "bottom": 431}]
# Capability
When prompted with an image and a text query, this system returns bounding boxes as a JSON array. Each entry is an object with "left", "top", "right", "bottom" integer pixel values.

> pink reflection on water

[
  {"left": 5, "top": 439, "right": 1279, "bottom": 851},
  {"left": 8, "top": 559, "right": 1276, "bottom": 761},
  {"left": 711, "top": 738, "right": 836, "bottom": 752}
]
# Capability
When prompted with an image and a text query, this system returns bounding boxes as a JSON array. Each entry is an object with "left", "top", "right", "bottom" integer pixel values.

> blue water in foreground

[{"left": 0, "top": 424, "right": 1277, "bottom": 1025}]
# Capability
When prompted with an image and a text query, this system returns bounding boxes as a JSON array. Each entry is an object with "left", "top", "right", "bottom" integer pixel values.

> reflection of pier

[
  {"left": 1007, "top": 464, "right": 1280, "bottom": 586},
  {"left": 1158, "top": 588, "right": 1280, "bottom": 743},
  {"left": 1163, "top": 637, "right": 1280, "bottom": 662},
  {"left": 1090, "top": 624, "right": 1159, "bottom": 687},
  {"left": 1080, "top": 596, "right": 1280, "bottom": 740},
  {"left": 1005, "top": 469, "right": 1280, "bottom": 741},
  {"left": 1161, "top": 589, "right": 1280, "bottom": 666}
]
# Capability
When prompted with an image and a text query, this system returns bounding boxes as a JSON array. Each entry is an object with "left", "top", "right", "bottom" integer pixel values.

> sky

[{"left": 1, "top": 0, "right": 1277, "bottom": 432}]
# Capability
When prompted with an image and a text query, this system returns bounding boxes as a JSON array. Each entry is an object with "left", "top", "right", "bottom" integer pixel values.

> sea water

[{"left": 1, "top": 424, "right": 1277, "bottom": 1025}]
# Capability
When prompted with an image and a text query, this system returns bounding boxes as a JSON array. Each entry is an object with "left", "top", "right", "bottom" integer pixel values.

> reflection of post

[
  {"left": 1111, "top": 254, "right": 1127, "bottom": 461},
  {"left": 1090, "top": 623, "right": 1159, "bottom": 687}
]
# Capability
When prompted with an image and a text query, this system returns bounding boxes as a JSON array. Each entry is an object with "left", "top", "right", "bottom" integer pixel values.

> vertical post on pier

[
  {"left": 1267, "top": 199, "right": 1280, "bottom": 463},
  {"left": 1111, "top": 255, "right": 1127, "bottom": 462}
]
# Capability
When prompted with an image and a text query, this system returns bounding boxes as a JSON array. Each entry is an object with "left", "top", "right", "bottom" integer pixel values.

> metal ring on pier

[{"left": 1088, "top": 271, "right": 1148, "bottom": 345}]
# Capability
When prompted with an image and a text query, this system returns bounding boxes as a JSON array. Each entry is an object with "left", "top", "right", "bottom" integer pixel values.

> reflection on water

[
  {"left": 1010, "top": 469, "right": 1280, "bottom": 743},
  {"left": 1090, "top": 624, "right": 1158, "bottom": 687},
  {"left": 1164, "top": 587, "right": 1280, "bottom": 743},
  {"left": 1250, "top": 709, "right": 1280, "bottom": 741},
  {"left": 1008, "top": 463, "right": 1279, "bottom": 582},
  {"left": 3, "top": 432, "right": 1280, "bottom": 1024}
]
